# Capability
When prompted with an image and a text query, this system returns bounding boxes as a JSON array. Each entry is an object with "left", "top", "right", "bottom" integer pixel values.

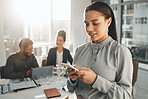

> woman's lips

[{"left": 89, "top": 33, "right": 96, "bottom": 38}]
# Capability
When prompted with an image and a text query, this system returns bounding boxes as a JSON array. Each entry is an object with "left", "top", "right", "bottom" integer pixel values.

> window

[
  {"left": 92, "top": 0, "right": 148, "bottom": 63},
  {"left": 3, "top": 0, "right": 71, "bottom": 65},
  {"left": 122, "top": 2, "right": 148, "bottom": 63}
]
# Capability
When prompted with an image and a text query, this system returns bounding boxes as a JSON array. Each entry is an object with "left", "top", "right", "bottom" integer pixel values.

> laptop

[{"left": 32, "top": 66, "right": 53, "bottom": 80}]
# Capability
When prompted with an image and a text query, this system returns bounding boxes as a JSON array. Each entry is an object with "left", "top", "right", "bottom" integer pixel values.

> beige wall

[
  {"left": 71, "top": 0, "right": 91, "bottom": 53},
  {"left": 0, "top": 0, "right": 6, "bottom": 66}
]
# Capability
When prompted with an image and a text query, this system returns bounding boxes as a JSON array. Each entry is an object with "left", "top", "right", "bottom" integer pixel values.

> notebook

[
  {"left": 44, "top": 88, "right": 61, "bottom": 98},
  {"left": 10, "top": 78, "right": 39, "bottom": 91},
  {"left": 31, "top": 66, "right": 53, "bottom": 80}
]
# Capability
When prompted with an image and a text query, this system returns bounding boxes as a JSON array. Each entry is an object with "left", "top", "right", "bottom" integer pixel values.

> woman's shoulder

[
  {"left": 63, "top": 47, "right": 70, "bottom": 52},
  {"left": 77, "top": 42, "right": 91, "bottom": 49},
  {"left": 110, "top": 40, "right": 130, "bottom": 54},
  {"left": 47, "top": 47, "right": 57, "bottom": 54}
]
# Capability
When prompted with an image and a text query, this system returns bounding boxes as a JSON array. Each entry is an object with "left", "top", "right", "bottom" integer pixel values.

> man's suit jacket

[{"left": 46, "top": 47, "right": 73, "bottom": 66}]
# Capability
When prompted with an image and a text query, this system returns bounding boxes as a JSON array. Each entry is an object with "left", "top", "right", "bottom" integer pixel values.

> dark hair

[
  {"left": 85, "top": 1, "right": 118, "bottom": 41},
  {"left": 57, "top": 30, "right": 66, "bottom": 42},
  {"left": 19, "top": 38, "right": 33, "bottom": 48}
]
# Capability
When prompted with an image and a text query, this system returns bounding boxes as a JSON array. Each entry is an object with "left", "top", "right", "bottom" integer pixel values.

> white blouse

[{"left": 56, "top": 51, "right": 63, "bottom": 66}]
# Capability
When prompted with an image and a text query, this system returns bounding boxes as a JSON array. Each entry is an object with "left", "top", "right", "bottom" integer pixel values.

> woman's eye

[
  {"left": 86, "top": 24, "right": 89, "bottom": 26},
  {"left": 93, "top": 23, "right": 98, "bottom": 25}
]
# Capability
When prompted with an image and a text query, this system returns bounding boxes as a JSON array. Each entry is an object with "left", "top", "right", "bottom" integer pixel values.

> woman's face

[
  {"left": 56, "top": 36, "right": 65, "bottom": 47},
  {"left": 84, "top": 10, "right": 111, "bottom": 43}
]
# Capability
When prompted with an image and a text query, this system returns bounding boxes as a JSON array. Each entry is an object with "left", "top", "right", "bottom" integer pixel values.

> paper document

[{"left": 0, "top": 79, "right": 10, "bottom": 86}]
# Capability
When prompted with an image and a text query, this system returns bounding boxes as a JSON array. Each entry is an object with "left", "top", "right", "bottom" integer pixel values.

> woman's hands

[
  {"left": 66, "top": 65, "right": 79, "bottom": 81},
  {"left": 77, "top": 67, "right": 97, "bottom": 85},
  {"left": 66, "top": 65, "right": 97, "bottom": 85},
  {"left": 26, "top": 70, "right": 32, "bottom": 77}
]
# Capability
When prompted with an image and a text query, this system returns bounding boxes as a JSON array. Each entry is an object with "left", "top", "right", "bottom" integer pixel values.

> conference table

[{"left": 0, "top": 75, "right": 76, "bottom": 99}]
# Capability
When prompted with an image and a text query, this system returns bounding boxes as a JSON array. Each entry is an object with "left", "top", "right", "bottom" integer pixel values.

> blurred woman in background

[{"left": 46, "top": 30, "right": 73, "bottom": 67}]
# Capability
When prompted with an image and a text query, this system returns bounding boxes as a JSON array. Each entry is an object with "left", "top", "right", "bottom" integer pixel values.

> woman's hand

[
  {"left": 66, "top": 65, "right": 79, "bottom": 81},
  {"left": 26, "top": 70, "right": 32, "bottom": 77},
  {"left": 77, "top": 67, "right": 97, "bottom": 85}
]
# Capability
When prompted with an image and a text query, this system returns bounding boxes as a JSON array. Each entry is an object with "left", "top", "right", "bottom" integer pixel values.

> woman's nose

[{"left": 87, "top": 24, "right": 93, "bottom": 32}]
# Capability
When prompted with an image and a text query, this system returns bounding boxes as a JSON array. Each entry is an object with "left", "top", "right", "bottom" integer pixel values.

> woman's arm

[
  {"left": 92, "top": 46, "right": 133, "bottom": 99},
  {"left": 46, "top": 48, "right": 56, "bottom": 66},
  {"left": 67, "top": 50, "right": 73, "bottom": 65}
]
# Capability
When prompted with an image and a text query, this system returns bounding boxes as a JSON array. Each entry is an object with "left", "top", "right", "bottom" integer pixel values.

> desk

[
  {"left": 0, "top": 76, "right": 75, "bottom": 99},
  {"left": 0, "top": 79, "right": 10, "bottom": 94}
]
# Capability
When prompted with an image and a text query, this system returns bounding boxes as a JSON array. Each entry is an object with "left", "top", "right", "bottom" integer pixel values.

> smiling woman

[
  {"left": 46, "top": 30, "right": 73, "bottom": 67},
  {"left": 66, "top": 1, "right": 133, "bottom": 99},
  {"left": 84, "top": 11, "right": 112, "bottom": 43}
]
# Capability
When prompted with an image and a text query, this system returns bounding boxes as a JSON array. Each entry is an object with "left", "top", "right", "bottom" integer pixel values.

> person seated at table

[
  {"left": 46, "top": 30, "right": 73, "bottom": 67},
  {"left": 4, "top": 38, "right": 39, "bottom": 79}
]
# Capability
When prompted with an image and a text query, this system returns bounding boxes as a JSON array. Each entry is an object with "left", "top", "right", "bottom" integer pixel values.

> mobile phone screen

[{"left": 61, "top": 63, "right": 79, "bottom": 71}]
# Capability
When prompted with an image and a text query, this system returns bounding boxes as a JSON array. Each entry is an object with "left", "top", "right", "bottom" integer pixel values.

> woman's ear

[
  {"left": 107, "top": 17, "right": 112, "bottom": 27},
  {"left": 20, "top": 46, "right": 24, "bottom": 51}
]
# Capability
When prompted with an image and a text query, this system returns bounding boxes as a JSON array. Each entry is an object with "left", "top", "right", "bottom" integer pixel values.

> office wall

[
  {"left": 71, "top": 0, "right": 91, "bottom": 53},
  {"left": 0, "top": 0, "right": 6, "bottom": 66}
]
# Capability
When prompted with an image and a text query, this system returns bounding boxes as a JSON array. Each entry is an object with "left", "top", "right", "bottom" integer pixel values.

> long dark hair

[{"left": 85, "top": 1, "right": 118, "bottom": 41}]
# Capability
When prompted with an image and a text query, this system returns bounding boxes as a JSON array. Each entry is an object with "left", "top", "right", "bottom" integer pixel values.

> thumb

[
  {"left": 73, "top": 65, "right": 78, "bottom": 69},
  {"left": 79, "top": 67, "right": 90, "bottom": 71}
]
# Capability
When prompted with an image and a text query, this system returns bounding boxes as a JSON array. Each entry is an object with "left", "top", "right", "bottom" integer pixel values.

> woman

[
  {"left": 66, "top": 1, "right": 133, "bottom": 99},
  {"left": 46, "top": 30, "right": 73, "bottom": 67}
]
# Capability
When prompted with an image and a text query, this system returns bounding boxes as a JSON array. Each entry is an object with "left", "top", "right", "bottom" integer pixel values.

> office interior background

[{"left": 0, "top": 0, "right": 148, "bottom": 98}]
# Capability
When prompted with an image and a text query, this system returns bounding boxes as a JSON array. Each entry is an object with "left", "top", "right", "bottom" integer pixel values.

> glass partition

[
  {"left": 92, "top": 0, "right": 148, "bottom": 63},
  {"left": 121, "top": 2, "right": 148, "bottom": 63}
]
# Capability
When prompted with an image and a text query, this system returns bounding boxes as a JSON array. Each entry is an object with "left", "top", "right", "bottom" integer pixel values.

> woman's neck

[{"left": 57, "top": 47, "right": 63, "bottom": 53}]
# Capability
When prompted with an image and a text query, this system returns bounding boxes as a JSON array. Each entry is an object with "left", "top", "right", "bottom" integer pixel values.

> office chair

[
  {"left": 42, "top": 59, "right": 47, "bottom": 67},
  {"left": 132, "top": 60, "right": 139, "bottom": 99},
  {"left": 0, "top": 66, "right": 10, "bottom": 94},
  {"left": 0, "top": 66, "right": 5, "bottom": 94},
  {"left": 0, "top": 66, "right": 5, "bottom": 79}
]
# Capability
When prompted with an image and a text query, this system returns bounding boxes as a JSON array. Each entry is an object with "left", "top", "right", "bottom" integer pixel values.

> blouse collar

[{"left": 90, "top": 36, "right": 113, "bottom": 50}]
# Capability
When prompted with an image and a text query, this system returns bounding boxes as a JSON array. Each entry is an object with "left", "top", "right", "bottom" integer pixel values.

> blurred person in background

[
  {"left": 4, "top": 38, "right": 39, "bottom": 79},
  {"left": 46, "top": 30, "right": 73, "bottom": 67}
]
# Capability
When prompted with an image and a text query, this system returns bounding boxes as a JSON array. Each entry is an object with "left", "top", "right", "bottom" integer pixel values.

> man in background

[{"left": 4, "top": 38, "right": 39, "bottom": 79}]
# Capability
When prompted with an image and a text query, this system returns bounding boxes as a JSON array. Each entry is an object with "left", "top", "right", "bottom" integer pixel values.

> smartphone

[{"left": 61, "top": 63, "right": 79, "bottom": 71}]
